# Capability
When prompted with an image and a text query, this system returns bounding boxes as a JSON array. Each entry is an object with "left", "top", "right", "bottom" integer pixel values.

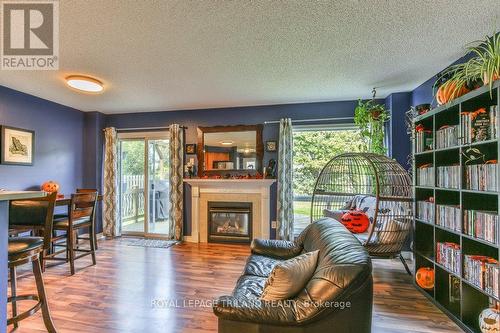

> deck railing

[{"left": 121, "top": 175, "right": 145, "bottom": 222}]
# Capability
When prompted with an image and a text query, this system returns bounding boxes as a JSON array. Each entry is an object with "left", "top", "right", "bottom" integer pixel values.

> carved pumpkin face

[
  {"left": 415, "top": 267, "right": 434, "bottom": 290},
  {"left": 341, "top": 210, "right": 370, "bottom": 234},
  {"left": 479, "top": 307, "right": 500, "bottom": 333},
  {"left": 41, "top": 181, "right": 60, "bottom": 193}
]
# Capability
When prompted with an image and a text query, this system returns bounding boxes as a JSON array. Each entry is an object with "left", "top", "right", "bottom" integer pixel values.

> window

[{"left": 292, "top": 124, "right": 366, "bottom": 237}]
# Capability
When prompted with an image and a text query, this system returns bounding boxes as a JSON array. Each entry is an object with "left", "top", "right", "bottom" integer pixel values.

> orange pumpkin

[
  {"left": 341, "top": 210, "right": 370, "bottom": 234},
  {"left": 41, "top": 180, "right": 60, "bottom": 193},
  {"left": 436, "top": 81, "right": 469, "bottom": 105},
  {"left": 416, "top": 267, "right": 434, "bottom": 290}
]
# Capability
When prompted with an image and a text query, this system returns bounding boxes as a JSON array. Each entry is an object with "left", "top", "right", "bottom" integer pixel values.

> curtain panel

[
  {"left": 169, "top": 124, "right": 184, "bottom": 241},
  {"left": 103, "top": 127, "right": 120, "bottom": 238},
  {"left": 277, "top": 118, "right": 294, "bottom": 241}
]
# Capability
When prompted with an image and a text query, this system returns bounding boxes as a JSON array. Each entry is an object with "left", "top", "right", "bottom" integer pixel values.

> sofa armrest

[
  {"left": 213, "top": 296, "right": 297, "bottom": 325},
  {"left": 250, "top": 239, "right": 302, "bottom": 259}
]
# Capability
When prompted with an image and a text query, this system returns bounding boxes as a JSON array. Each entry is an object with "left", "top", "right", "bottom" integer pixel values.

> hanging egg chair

[{"left": 311, "top": 153, "right": 413, "bottom": 273}]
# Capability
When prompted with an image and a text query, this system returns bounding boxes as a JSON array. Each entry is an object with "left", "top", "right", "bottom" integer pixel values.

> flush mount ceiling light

[
  {"left": 65, "top": 75, "right": 104, "bottom": 93},
  {"left": 220, "top": 141, "right": 234, "bottom": 145}
]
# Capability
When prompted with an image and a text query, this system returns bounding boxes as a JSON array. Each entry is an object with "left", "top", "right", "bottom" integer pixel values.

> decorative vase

[
  {"left": 479, "top": 307, "right": 500, "bottom": 333},
  {"left": 436, "top": 81, "right": 469, "bottom": 105}
]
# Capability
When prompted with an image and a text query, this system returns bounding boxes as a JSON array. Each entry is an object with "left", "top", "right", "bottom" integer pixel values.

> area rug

[{"left": 127, "top": 239, "right": 179, "bottom": 249}]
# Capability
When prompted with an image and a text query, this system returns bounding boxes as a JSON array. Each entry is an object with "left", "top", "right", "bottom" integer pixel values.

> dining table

[{"left": 0, "top": 191, "right": 46, "bottom": 333}]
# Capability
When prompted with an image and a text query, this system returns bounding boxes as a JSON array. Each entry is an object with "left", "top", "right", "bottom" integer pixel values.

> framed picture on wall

[
  {"left": 185, "top": 143, "right": 197, "bottom": 154},
  {"left": 1, "top": 126, "right": 35, "bottom": 166},
  {"left": 266, "top": 140, "right": 277, "bottom": 152}
]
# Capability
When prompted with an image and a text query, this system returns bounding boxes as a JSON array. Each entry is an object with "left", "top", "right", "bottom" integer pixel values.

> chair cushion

[
  {"left": 53, "top": 216, "right": 91, "bottom": 229},
  {"left": 244, "top": 254, "right": 283, "bottom": 277},
  {"left": 261, "top": 250, "right": 319, "bottom": 301},
  {"left": 8, "top": 237, "right": 44, "bottom": 256}
]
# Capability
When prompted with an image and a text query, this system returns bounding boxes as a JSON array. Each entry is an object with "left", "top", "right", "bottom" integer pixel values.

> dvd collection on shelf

[
  {"left": 464, "top": 210, "right": 499, "bottom": 245},
  {"left": 436, "top": 242, "right": 461, "bottom": 275},
  {"left": 461, "top": 106, "right": 498, "bottom": 144},
  {"left": 417, "top": 199, "right": 434, "bottom": 223},
  {"left": 417, "top": 164, "right": 434, "bottom": 187},
  {"left": 463, "top": 255, "right": 499, "bottom": 298},
  {"left": 437, "top": 165, "right": 461, "bottom": 189},
  {"left": 415, "top": 127, "right": 433, "bottom": 153},
  {"left": 436, "top": 125, "right": 459, "bottom": 149},
  {"left": 464, "top": 162, "right": 498, "bottom": 192},
  {"left": 436, "top": 204, "right": 461, "bottom": 232}
]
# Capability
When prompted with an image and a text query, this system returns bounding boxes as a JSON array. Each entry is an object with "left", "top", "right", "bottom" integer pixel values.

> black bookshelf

[{"left": 413, "top": 81, "right": 500, "bottom": 333}]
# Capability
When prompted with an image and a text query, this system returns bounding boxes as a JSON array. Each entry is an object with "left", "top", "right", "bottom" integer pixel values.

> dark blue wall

[
  {"left": 0, "top": 86, "right": 84, "bottom": 193},
  {"left": 386, "top": 92, "right": 412, "bottom": 169}
]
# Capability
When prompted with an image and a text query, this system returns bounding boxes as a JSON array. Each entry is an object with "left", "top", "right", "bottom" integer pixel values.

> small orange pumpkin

[
  {"left": 41, "top": 180, "right": 60, "bottom": 193},
  {"left": 416, "top": 267, "right": 434, "bottom": 290},
  {"left": 341, "top": 210, "right": 370, "bottom": 234},
  {"left": 436, "top": 81, "right": 469, "bottom": 105}
]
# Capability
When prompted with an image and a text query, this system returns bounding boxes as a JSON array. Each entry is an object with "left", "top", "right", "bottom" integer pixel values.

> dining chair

[
  {"left": 49, "top": 191, "right": 98, "bottom": 275},
  {"left": 54, "top": 188, "right": 99, "bottom": 250},
  {"left": 7, "top": 191, "right": 58, "bottom": 331}
]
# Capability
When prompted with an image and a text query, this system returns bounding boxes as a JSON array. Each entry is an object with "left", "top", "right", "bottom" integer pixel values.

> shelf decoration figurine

[{"left": 479, "top": 306, "right": 500, "bottom": 333}]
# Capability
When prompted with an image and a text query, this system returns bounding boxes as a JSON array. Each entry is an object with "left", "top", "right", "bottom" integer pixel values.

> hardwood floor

[{"left": 8, "top": 239, "right": 462, "bottom": 333}]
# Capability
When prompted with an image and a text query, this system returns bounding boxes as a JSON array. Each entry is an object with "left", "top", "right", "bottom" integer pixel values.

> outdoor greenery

[
  {"left": 292, "top": 129, "right": 366, "bottom": 197},
  {"left": 354, "top": 100, "right": 389, "bottom": 154},
  {"left": 120, "top": 140, "right": 169, "bottom": 178}
]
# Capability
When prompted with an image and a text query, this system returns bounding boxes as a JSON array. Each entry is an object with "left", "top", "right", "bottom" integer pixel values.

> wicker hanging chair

[{"left": 311, "top": 153, "right": 413, "bottom": 274}]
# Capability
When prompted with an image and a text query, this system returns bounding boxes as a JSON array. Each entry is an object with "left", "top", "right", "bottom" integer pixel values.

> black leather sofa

[{"left": 213, "top": 217, "right": 373, "bottom": 333}]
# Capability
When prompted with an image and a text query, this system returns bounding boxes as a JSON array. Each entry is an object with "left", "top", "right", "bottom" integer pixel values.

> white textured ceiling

[{"left": 1, "top": 1, "right": 500, "bottom": 114}]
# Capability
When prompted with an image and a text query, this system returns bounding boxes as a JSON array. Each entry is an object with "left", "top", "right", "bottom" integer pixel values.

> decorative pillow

[
  {"left": 260, "top": 250, "right": 319, "bottom": 301},
  {"left": 323, "top": 209, "right": 346, "bottom": 222}
]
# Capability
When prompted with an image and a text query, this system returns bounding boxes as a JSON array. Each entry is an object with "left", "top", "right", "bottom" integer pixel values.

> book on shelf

[
  {"left": 415, "top": 125, "right": 433, "bottom": 153},
  {"left": 461, "top": 106, "right": 498, "bottom": 144},
  {"left": 417, "top": 164, "right": 434, "bottom": 187},
  {"left": 464, "top": 210, "right": 499, "bottom": 245},
  {"left": 437, "top": 165, "right": 460, "bottom": 189},
  {"left": 417, "top": 199, "right": 434, "bottom": 223},
  {"left": 464, "top": 161, "right": 498, "bottom": 192},
  {"left": 436, "top": 242, "right": 461, "bottom": 275},
  {"left": 464, "top": 255, "right": 499, "bottom": 298},
  {"left": 449, "top": 275, "right": 461, "bottom": 304},
  {"left": 436, "top": 204, "right": 461, "bottom": 232},
  {"left": 436, "top": 125, "right": 458, "bottom": 149}
]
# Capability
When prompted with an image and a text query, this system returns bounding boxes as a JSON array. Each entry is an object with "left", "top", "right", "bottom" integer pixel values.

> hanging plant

[
  {"left": 354, "top": 91, "right": 389, "bottom": 155},
  {"left": 435, "top": 31, "right": 499, "bottom": 101}
]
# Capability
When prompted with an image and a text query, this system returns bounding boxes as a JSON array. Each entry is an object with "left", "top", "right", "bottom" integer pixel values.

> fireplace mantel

[{"left": 184, "top": 178, "right": 276, "bottom": 243}]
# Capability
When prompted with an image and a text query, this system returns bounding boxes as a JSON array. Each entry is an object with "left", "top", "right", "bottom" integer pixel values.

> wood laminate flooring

[{"left": 8, "top": 239, "right": 462, "bottom": 333}]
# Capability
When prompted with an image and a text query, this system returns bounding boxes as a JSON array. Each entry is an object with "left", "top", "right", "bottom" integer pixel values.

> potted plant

[
  {"left": 436, "top": 31, "right": 499, "bottom": 103},
  {"left": 354, "top": 99, "right": 389, "bottom": 154}
]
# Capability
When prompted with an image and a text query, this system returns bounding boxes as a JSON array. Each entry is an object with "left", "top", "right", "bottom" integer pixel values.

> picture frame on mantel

[
  {"left": 185, "top": 143, "right": 197, "bottom": 155},
  {"left": 0, "top": 126, "right": 35, "bottom": 166}
]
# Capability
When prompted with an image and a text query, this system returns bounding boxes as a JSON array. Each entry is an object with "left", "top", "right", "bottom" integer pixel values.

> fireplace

[{"left": 208, "top": 202, "right": 252, "bottom": 243}]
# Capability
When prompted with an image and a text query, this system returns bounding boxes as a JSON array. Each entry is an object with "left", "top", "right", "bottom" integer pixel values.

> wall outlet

[{"left": 271, "top": 220, "right": 277, "bottom": 229}]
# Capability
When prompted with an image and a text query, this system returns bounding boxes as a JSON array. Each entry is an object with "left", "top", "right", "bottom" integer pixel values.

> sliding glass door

[{"left": 118, "top": 132, "right": 170, "bottom": 238}]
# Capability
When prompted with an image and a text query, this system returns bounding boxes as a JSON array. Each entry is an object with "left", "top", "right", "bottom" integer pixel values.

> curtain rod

[
  {"left": 264, "top": 117, "right": 354, "bottom": 125},
  {"left": 102, "top": 126, "right": 188, "bottom": 132}
]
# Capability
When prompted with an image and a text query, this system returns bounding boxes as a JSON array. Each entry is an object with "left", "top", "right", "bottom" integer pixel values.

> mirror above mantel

[{"left": 197, "top": 124, "right": 263, "bottom": 177}]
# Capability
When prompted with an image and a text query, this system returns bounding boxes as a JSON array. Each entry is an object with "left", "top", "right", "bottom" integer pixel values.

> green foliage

[
  {"left": 121, "top": 140, "right": 145, "bottom": 175},
  {"left": 292, "top": 130, "right": 366, "bottom": 196},
  {"left": 438, "top": 31, "right": 499, "bottom": 97},
  {"left": 354, "top": 100, "right": 389, "bottom": 154}
]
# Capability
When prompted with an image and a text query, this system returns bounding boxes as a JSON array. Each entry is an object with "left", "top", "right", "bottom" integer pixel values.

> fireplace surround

[{"left": 208, "top": 202, "right": 252, "bottom": 243}]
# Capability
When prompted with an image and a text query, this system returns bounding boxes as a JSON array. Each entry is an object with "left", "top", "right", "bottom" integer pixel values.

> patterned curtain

[
  {"left": 103, "top": 127, "right": 120, "bottom": 238},
  {"left": 277, "top": 118, "right": 294, "bottom": 241},
  {"left": 169, "top": 124, "right": 184, "bottom": 241}
]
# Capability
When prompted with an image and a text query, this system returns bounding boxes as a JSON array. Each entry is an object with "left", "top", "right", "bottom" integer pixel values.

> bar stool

[
  {"left": 49, "top": 191, "right": 98, "bottom": 275},
  {"left": 53, "top": 189, "right": 99, "bottom": 250},
  {"left": 7, "top": 192, "right": 57, "bottom": 332}
]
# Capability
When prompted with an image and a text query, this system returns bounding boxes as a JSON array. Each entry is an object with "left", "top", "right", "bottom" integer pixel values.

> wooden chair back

[
  {"left": 9, "top": 192, "right": 57, "bottom": 251},
  {"left": 69, "top": 191, "right": 98, "bottom": 225}
]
